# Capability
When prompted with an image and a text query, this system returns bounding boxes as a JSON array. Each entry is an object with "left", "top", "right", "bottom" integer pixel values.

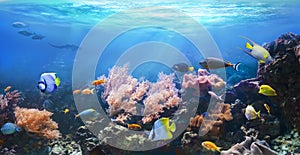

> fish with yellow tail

[
  {"left": 258, "top": 85, "right": 277, "bottom": 96},
  {"left": 148, "top": 117, "right": 176, "bottom": 141},
  {"left": 202, "top": 141, "right": 221, "bottom": 152},
  {"left": 239, "top": 36, "right": 273, "bottom": 64},
  {"left": 172, "top": 63, "right": 194, "bottom": 73},
  {"left": 245, "top": 105, "right": 260, "bottom": 120},
  {"left": 199, "top": 57, "right": 240, "bottom": 71}
]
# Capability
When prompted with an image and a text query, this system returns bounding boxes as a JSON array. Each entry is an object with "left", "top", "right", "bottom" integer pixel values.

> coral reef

[
  {"left": 182, "top": 68, "right": 225, "bottom": 96},
  {"left": 48, "top": 138, "right": 82, "bottom": 155},
  {"left": 221, "top": 136, "right": 278, "bottom": 155},
  {"left": 258, "top": 32, "right": 300, "bottom": 130},
  {"left": 14, "top": 107, "right": 60, "bottom": 139},
  {"left": 189, "top": 103, "right": 233, "bottom": 140},
  {"left": 272, "top": 129, "right": 300, "bottom": 154},
  {"left": 0, "top": 90, "right": 22, "bottom": 126},
  {"left": 101, "top": 65, "right": 181, "bottom": 124}
]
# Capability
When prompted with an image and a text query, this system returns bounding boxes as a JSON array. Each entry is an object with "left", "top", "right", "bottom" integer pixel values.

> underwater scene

[{"left": 1, "top": 0, "right": 300, "bottom": 154}]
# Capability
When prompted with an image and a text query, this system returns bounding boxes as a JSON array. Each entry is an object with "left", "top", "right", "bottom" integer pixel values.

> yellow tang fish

[
  {"left": 239, "top": 36, "right": 273, "bottom": 64},
  {"left": 258, "top": 85, "right": 277, "bottom": 96},
  {"left": 202, "top": 141, "right": 221, "bottom": 152}
]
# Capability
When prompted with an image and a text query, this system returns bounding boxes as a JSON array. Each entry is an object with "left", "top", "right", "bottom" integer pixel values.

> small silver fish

[
  {"left": 18, "top": 30, "right": 33, "bottom": 37},
  {"left": 12, "top": 22, "right": 28, "bottom": 28}
]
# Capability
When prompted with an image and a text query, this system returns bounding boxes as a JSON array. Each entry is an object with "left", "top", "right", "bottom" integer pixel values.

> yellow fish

[
  {"left": 245, "top": 105, "right": 260, "bottom": 120},
  {"left": 63, "top": 108, "right": 70, "bottom": 114},
  {"left": 239, "top": 36, "right": 273, "bottom": 64},
  {"left": 264, "top": 103, "right": 270, "bottom": 114},
  {"left": 202, "top": 141, "right": 221, "bottom": 152},
  {"left": 258, "top": 85, "right": 277, "bottom": 96},
  {"left": 148, "top": 117, "right": 176, "bottom": 141},
  {"left": 81, "top": 88, "right": 94, "bottom": 95},
  {"left": 4, "top": 86, "right": 11, "bottom": 92}
]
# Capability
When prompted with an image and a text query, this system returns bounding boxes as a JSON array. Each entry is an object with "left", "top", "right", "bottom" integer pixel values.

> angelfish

[
  {"left": 239, "top": 36, "right": 273, "bottom": 64},
  {"left": 199, "top": 57, "right": 240, "bottom": 71}
]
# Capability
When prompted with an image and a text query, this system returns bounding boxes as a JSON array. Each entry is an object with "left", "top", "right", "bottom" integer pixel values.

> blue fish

[
  {"left": 38, "top": 73, "right": 61, "bottom": 93},
  {"left": 202, "top": 112, "right": 208, "bottom": 117},
  {"left": 1, "top": 123, "right": 21, "bottom": 135}
]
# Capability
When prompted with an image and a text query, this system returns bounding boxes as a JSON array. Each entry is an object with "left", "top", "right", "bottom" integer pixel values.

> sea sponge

[{"left": 14, "top": 107, "right": 60, "bottom": 139}]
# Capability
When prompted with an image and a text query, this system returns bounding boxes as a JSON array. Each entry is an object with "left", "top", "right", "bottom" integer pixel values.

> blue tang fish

[
  {"left": 148, "top": 117, "right": 176, "bottom": 141},
  {"left": 1, "top": 123, "right": 21, "bottom": 135},
  {"left": 38, "top": 73, "right": 61, "bottom": 93}
]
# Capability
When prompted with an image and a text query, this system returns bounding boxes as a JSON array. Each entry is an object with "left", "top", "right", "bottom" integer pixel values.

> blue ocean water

[
  {"left": 0, "top": 0, "right": 300, "bottom": 154},
  {"left": 1, "top": 0, "right": 300, "bottom": 88}
]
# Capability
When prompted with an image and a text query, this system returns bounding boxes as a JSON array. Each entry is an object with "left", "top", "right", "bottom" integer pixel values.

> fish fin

[
  {"left": 237, "top": 47, "right": 252, "bottom": 56},
  {"left": 216, "top": 147, "right": 221, "bottom": 152},
  {"left": 169, "top": 121, "right": 176, "bottom": 133},
  {"left": 55, "top": 77, "right": 61, "bottom": 86},
  {"left": 16, "top": 127, "right": 22, "bottom": 132},
  {"left": 91, "top": 88, "right": 95, "bottom": 94},
  {"left": 240, "top": 36, "right": 256, "bottom": 45},
  {"left": 188, "top": 67, "right": 194, "bottom": 71},
  {"left": 257, "top": 111, "right": 261, "bottom": 118},
  {"left": 246, "top": 42, "right": 253, "bottom": 50},
  {"left": 258, "top": 60, "right": 266, "bottom": 64},
  {"left": 233, "top": 62, "right": 241, "bottom": 71},
  {"left": 166, "top": 130, "right": 173, "bottom": 139}
]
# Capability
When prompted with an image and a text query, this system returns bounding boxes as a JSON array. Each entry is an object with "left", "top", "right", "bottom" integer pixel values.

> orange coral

[
  {"left": 189, "top": 103, "right": 233, "bottom": 139},
  {"left": 14, "top": 107, "right": 60, "bottom": 139}
]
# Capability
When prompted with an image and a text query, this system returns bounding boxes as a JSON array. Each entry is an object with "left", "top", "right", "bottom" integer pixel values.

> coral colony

[{"left": 0, "top": 32, "right": 300, "bottom": 154}]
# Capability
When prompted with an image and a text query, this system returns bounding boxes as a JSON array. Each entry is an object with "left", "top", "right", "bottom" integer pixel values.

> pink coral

[
  {"left": 142, "top": 73, "right": 181, "bottom": 124},
  {"left": 102, "top": 65, "right": 181, "bottom": 124},
  {"left": 182, "top": 68, "right": 225, "bottom": 96}
]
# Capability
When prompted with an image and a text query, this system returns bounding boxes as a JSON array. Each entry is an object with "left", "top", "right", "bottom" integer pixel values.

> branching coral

[
  {"left": 0, "top": 90, "right": 22, "bottom": 126},
  {"left": 14, "top": 107, "right": 60, "bottom": 139},
  {"left": 142, "top": 73, "right": 181, "bottom": 124},
  {"left": 101, "top": 65, "right": 181, "bottom": 124}
]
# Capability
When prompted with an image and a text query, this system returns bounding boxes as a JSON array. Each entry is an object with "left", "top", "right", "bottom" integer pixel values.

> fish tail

[
  {"left": 188, "top": 66, "right": 194, "bottom": 71},
  {"left": 257, "top": 111, "right": 261, "bottom": 118},
  {"left": 246, "top": 42, "right": 253, "bottom": 50},
  {"left": 169, "top": 121, "right": 176, "bottom": 132},
  {"left": 216, "top": 147, "right": 221, "bottom": 152},
  {"left": 233, "top": 62, "right": 241, "bottom": 71},
  {"left": 91, "top": 88, "right": 95, "bottom": 94},
  {"left": 55, "top": 77, "right": 61, "bottom": 86}
]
